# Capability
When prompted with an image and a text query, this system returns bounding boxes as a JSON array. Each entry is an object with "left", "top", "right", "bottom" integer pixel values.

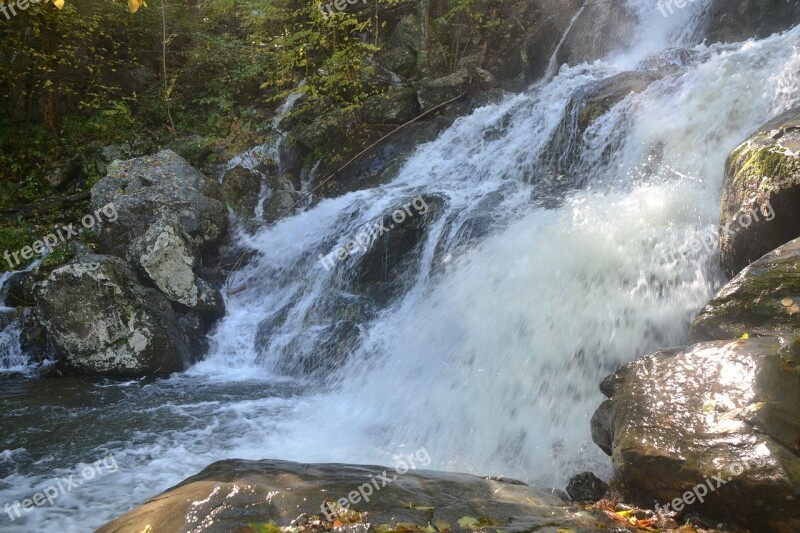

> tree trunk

[{"left": 43, "top": 26, "right": 61, "bottom": 139}]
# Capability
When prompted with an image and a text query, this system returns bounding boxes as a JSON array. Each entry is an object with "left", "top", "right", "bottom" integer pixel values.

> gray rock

[
  {"left": 98, "top": 459, "right": 622, "bottom": 533},
  {"left": 593, "top": 337, "right": 800, "bottom": 530},
  {"left": 691, "top": 237, "right": 800, "bottom": 342},
  {"left": 33, "top": 254, "right": 189, "bottom": 377},
  {"left": 128, "top": 214, "right": 224, "bottom": 318},
  {"left": 83, "top": 143, "right": 136, "bottom": 179},
  {"left": 90, "top": 149, "right": 228, "bottom": 261},
  {"left": 720, "top": 106, "right": 800, "bottom": 275}
]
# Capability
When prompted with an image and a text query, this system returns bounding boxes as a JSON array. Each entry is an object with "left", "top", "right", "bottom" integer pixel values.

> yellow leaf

[
  {"left": 128, "top": 0, "right": 142, "bottom": 14},
  {"left": 53, "top": 0, "right": 65, "bottom": 9},
  {"left": 740, "top": 333, "right": 749, "bottom": 339}
]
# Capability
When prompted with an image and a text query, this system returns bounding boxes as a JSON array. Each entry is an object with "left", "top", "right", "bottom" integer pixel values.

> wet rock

[
  {"left": 354, "top": 195, "right": 444, "bottom": 305},
  {"left": 415, "top": 68, "right": 493, "bottom": 112},
  {"left": 263, "top": 189, "right": 296, "bottom": 224},
  {"left": 576, "top": 71, "right": 667, "bottom": 132},
  {"left": 592, "top": 336, "right": 800, "bottom": 530},
  {"left": 91, "top": 149, "right": 228, "bottom": 261},
  {"left": 720, "top": 106, "right": 800, "bottom": 275},
  {"left": 178, "top": 311, "right": 210, "bottom": 361},
  {"left": 98, "top": 459, "right": 621, "bottom": 533},
  {"left": 334, "top": 118, "right": 453, "bottom": 194},
  {"left": 556, "top": 1, "right": 638, "bottom": 68},
  {"left": 33, "top": 253, "right": 189, "bottom": 377},
  {"left": 222, "top": 165, "right": 262, "bottom": 220},
  {"left": 19, "top": 307, "right": 48, "bottom": 361},
  {"left": 691, "top": 237, "right": 800, "bottom": 342},
  {"left": 706, "top": 0, "right": 800, "bottom": 43},
  {"left": 362, "top": 88, "right": 419, "bottom": 125},
  {"left": 590, "top": 399, "right": 614, "bottom": 456},
  {"left": 566, "top": 471, "right": 608, "bottom": 502},
  {"left": 2, "top": 269, "right": 40, "bottom": 307}
]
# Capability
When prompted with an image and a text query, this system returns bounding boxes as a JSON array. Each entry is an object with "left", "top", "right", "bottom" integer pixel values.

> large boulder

[
  {"left": 98, "top": 459, "right": 621, "bottom": 533},
  {"left": 90, "top": 149, "right": 227, "bottom": 346},
  {"left": 33, "top": 254, "right": 189, "bottom": 376},
  {"left": 592, "top": 336, "right": 800, "bottom": 531},
  {"left": 720, "top": 107, "right": 800, "bottom": 275},
  {"left": 691, "top": 237, "right": 800, "bottom": 342},
  {"left": 90, "top": 149, "right": 228, "bottom": 261}
]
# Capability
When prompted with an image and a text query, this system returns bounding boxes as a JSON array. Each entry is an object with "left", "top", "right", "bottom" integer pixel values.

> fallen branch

[{"left": 276, "top": 90, "right": 469, "bottom": 221}]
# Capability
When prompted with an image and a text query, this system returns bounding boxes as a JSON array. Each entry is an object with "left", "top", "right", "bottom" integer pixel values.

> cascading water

[
  {"left": 0, "top": 271, "right": 26, "bottom": 372},
  {"left": 2, "top": 2, "right": 800, "bottom": 530}
]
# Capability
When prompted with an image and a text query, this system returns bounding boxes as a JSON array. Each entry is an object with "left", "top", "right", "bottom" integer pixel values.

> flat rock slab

[{"left": 98, "top": 459, "right": 618, "bottom": 533}]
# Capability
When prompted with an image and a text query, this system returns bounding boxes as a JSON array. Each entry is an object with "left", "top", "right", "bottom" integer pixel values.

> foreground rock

[
  {"left": 720, "top": 106, "right": 800, "bottom": 275},
  {"left": 592, "top": 336, "right": 800, "bottom": 531},
  {"left": 33, "top": 253, "right": 189, "bottom": 376},
  {"left": 99, "top": 459, "right": 619, "bottom": 533},
  {"left": 692, "top": 237, "right": 800, "bottom": 342}
]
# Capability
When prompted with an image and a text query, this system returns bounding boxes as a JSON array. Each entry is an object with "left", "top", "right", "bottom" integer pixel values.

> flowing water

[{"left": 2, "top": 2, "right": 800, "bottom": 530}]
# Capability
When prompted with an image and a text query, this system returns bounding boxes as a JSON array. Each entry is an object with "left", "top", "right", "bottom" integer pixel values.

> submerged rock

[
  {"left": 575, "top": 71, "right": 667, "bottom": 132},
  {"left": 691, "top": 237, "right": 800, "bottom": 342},
  {"left": 592, "top": 336, "right": 800, "bottom": 531},
  {"left": 720, "top": 106, "right": 800, "bottom": 275},
  {"left": 33, "top": 253, "right": 189, "bottom": 376},
  {"left": 98, "top": 459, "right": 620, "bottom": 533}
]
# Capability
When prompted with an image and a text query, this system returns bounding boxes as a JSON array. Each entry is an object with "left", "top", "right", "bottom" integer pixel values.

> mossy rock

[
  {"left": 222, "top": 166, "right": 262, "bottom": 221},
  {"left": 691, "top": 237, "right": 800, "bottom": 342},
  {"left": 720, "top": 106, "right": 800, "bottom": 275}
]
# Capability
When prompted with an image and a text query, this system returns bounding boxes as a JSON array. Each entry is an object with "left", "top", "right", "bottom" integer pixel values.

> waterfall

[
  {"left": 2, "top": 1, "right": 800, "bottom": 530},
  {"left": 0, "top": 268, "right": 35, "bottom": 373},
  {"left": 194, "top": 3, "right": 800, "bottom": 485}
]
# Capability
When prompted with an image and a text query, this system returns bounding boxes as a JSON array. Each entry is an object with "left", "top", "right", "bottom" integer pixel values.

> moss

[{"left": 734, "top": 143, "right": 800, "bottom": 190}]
